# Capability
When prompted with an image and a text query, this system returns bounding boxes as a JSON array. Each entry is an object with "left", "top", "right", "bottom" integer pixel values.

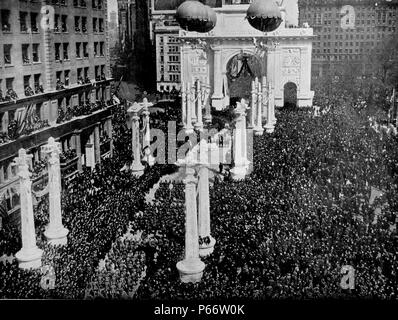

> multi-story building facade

[
  {"left": 150, "top": 0, "right": 223, "bottom": 91},
  {"left": 299, "top": 0, "right": 398, "bottom": 77},
  {"left": 108, "top": 10, "right": 118, "bottom": 48},
  {"left": 118, "top": 0, "right": 136, "bottom": 48},
  {"left": 0, "top": 0, "right": 116, "bottom": 220}
]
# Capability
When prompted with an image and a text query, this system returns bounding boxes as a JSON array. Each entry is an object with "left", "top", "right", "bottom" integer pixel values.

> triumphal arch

[{"left": 178, "top": 2, "right": 315, "bottom": 110}]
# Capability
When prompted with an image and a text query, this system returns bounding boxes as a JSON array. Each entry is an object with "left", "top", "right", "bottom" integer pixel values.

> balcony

[{"left": 60, "top": 149, "right": 79, "bottom": 181}]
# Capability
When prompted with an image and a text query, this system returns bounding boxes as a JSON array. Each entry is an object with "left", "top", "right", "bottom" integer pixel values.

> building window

[
  {"left": 55, "top": 43, "right": 61, "bottom": 61},
  {"left": 82, "top": 16, "right": 87, "bottom": 33},
  {"left": 22, "top": 44, "right": 30, "bottom": 64},
  {"left": 99, "top": 18, "right": 104, "bottom": 32},
  {"left": 4, "top": 44, "right": 12, "bottom": 64},
  {"left": 93, "top": 17, "right": 98, "bottom": 32},
  {"left": 20, "top": 12, "right": 28, "bottom": 32},
  {"left": 54, "top": 14, "right": 60, "bottom": 32},
  {"left": 61, "top": 15, "right": 68, "bottom": 32},
  {"left": 100, "top": 42, "right": 104, "bottom": 56},
  {"left": 77, "top": 67, "right": 83, "bottom": 81},
  {"left": 6, "top": 78, "right": 14, "bottom": 90},
  {"left": 75, "top": 16, "right": 80, "bottom": 32},
  {"left": 84, "top": 67, "right": 89, "bottom": 79},
  {"left": 63, "top": 43, "right": 69, "bottom": 60},
  {"left": 34, "top": 74, "right": 41, "bottom": 89},
  {"left": 94, "top": 42, "right": 98, "bottom": 56},
  {"left": 32, "top": 44, "right": 39, "bottom": 62},
  {"left": 100, "top": 65, "right": 105, "bottom": 78},
  {"left": 56, "top": 71, "right": 62, "bottom": 83},
  {"left": 64, "top": 70, "right": 70, "bottom": 86},
  {"left": 1, "top": 10, "right": 11, "bottom": 32},
  {"left": 76, "top": 42, "right": 81, "bottom": 58},
  {"left": 31, "top": 12, "right": 39, "bottom": 32},
  {"left": 23, "top": 75, "right": 31, "bottom": 90},
  {"left": 83, "top": 42, "right": 88, "bottom": 58},
  {"left": 80, "top": 0, "right": 87, "bottom": 7}
]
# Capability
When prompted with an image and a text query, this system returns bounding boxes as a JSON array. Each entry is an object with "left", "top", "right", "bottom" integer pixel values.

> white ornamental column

[
  {"left": 231, "top": 100, "right": 250, "bottom": 180},
  {"left": 128, "top": 103, "right": 145, "bottom": 176},
  {"left": 194, "top": 80, "right": 204, "bottom": 131},
  {"left": 270, "top": 83, "right": 277, "bottom": 125},
  {"left": 13, "top": 149, "right": 43, "bottom": 269},
  {"left": 265, "top": 83, "right": 275, "bottom": 133},
  {"left": 176, "top": 163, "right": 205, "bottom": 283},
  {"left": 254, "top": 82, "right": 264, "bottom": 136},
  {"left": 198, "top": 140, "right": 215, "bottom": 257},
  {"left": 42, "top": 138, "right": 69, "bottom": 246},
  {"left": 142, "top": 99, "right": 155, "bottom": 167},
  {"left": 262, "top": 76, "right": 268, "bottom": 120},
  {"left": 185, "top": 82, "right": 194, "bottom": 134},
  {"left": 249, "top": 80, "right": 256, "bottom": 129},
  {"left": 181, "top": 81, "right": 187, "bottom": 127},
  {"left": 191, "top": 82, "right": 197, "bottom": 124},
  {"left": 203, "top": 81, "right": 212, "bottom": 124},
  {"left": 211, "top": 47, "right": 224, "bottom": 110}
]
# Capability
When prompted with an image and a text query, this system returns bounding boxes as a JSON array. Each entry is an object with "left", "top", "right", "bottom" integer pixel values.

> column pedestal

[{"left": 176, "top": 258, "right": 205, "bottom": 283}]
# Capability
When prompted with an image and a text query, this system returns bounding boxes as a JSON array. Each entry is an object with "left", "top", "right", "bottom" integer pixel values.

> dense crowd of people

[
  {"left": 1, "top": 76, "right": 397, "bottom": 299},
  {"left": 134, "top": 105, "right": 398, "bottom": 300},
  {"left": 0, "top": 103, "right": 177, "bottom": 298}
]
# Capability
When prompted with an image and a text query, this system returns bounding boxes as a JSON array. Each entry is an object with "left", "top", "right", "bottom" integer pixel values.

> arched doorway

[
  {"left": 283, "top": 82, "right": 298, "bottom": 109},
  {"left": 226, "top": 52, "right": 262, "bottom": 106}
]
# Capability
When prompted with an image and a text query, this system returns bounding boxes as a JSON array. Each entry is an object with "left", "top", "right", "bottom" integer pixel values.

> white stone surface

[
  {"left": 179, "top": 4, "right": 314, "bottom": 110},
  {"left": 176, "top": 165, "right": 205, "bottom": 283},
  {"left": 231, "top": 100, "right": 250, "bottom": 180},
  {"left": 13, "top": 149, "right": 43, "bottom": 270},
  {"left": 41, "top": 137, "right": 69, "bottom": 246}
]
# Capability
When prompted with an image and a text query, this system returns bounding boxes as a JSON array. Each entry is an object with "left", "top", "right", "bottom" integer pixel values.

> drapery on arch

[{"left": 226, "top": 52, "right": 262, "bottom": 100}]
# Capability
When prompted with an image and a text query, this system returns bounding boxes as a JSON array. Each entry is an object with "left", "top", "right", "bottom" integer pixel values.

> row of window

[
  {"left": 159, "top": 74, "right": 180, "bottom": 82},
  {"left": 0, "top": 10, "right": 105, "bottom": 34},
  {"left": 303, "top": 10, "right": 395, "bottom": 20},
  {"left": 39, "top": 0, "right": 104, "bottom": 9},
  {"left": 0, "top": 64, "right": 105, "bottom": 93},
  {"left": 317, "top": 41, "right": 377, "bottom": 48},
  {"left": 159, "top": 65, "right": 180, "bottom": 73},
  {"left": 314, "top": 47, "right": 372, "bottom": 55},
  {"left": 2, "top": 44, "right": 40, "bottom": 65},
  {"left": 318, "top": 27, "right": 395, "bottom": 35},
  {"left": 74, "top": 16, "right": 104, "bottom": 33},
  {"left": 315, "top": 54, "right": 365, "bottom": 61},
  {"left": 55, "top": 41, "right": 105, "bottom": 61},
  {"left": 1, "top": 41, "right": 105, "bottom": 66}
]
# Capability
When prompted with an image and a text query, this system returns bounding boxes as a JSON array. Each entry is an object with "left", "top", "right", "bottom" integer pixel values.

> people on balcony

[
  {"left": 2, "top": 24, "right": 10, "bottom": 32},
  {"left": 25, "top": 86, "right": 34, "bottom": 97},
  {"left": 35, "top": 84, "right": 44, "bottom": 94},
  {"left": 56, "top": 79, "right": 65, "bottom": 90},
  {"left": 85, "top": 76, "right": 91, "bottom": 84},
  {"left": 5, "top": 89, "right": 18, "bottom": 101},
  {"left": 77, "top": 76, "right": 84, "bottom": 85}
]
